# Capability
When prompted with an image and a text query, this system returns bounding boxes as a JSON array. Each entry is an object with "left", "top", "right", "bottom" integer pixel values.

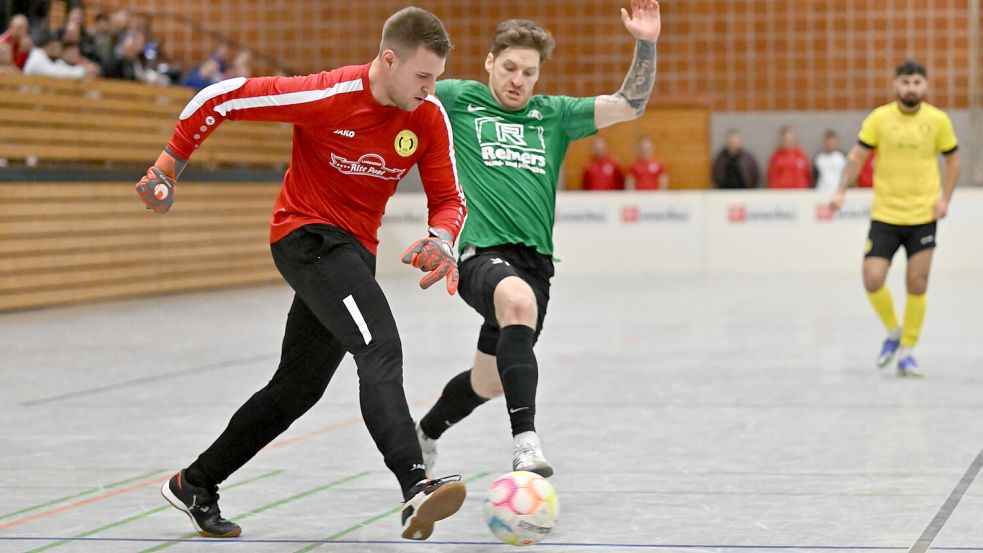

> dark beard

[{"left": 898, "top": 94, "right": 922, "bottom": 109}]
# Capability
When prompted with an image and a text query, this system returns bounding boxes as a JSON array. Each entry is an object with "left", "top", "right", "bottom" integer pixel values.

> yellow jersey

[{"left": 857, "top": 101, "right": 958, "bottom": 225}]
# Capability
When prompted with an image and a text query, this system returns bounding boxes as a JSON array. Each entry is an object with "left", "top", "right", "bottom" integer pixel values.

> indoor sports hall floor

[{"left": 2, "top": 273, "right": 982, "bottom": 552}]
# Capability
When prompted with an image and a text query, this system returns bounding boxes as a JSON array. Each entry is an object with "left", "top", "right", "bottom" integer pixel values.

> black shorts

[
  {"left": 865, "top": 220, "right": 937, "bottom": 261},
  {"left": 458, "top": 244, "right": 555, "bottom": 355}
]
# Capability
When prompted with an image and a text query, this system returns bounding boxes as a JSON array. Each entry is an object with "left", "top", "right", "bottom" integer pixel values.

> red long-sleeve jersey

[{"left": 168, "top": 63, "right": 465, "bottom": 253}]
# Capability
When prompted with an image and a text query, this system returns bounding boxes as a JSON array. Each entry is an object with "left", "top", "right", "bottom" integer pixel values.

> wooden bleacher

[
  {"left": 0, "top": 74, "right": 290, "bottom": 311},
  {"left": 0, "top": 72, "right": 292, "bottom": 166}
]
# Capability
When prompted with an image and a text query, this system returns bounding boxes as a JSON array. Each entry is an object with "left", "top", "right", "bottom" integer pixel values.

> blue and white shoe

[
  {"left": 897, "top": 353, "right": 923, "bottom": 378},
  {"left": 877, "top": 336, "right": 901, "bottom": 367}
]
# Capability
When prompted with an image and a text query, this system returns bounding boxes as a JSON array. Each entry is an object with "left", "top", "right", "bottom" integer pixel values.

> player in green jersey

[{"left": 407, "top": 0, "right": 662, "bottom": 477}]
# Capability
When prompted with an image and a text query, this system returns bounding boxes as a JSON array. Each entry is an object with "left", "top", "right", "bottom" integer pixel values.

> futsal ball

[{"left": 484, "top": 471, "right": 559, "bottom": 546}]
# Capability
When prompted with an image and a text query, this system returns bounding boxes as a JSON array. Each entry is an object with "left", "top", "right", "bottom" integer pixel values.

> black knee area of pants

[
  {"left": 420, "top": 369, "right": 490, "bottom": 439},
  {"left": 497, "top": 325, "right": 538, "bottom": 435},
  {"left": 354, "top": 335, "right": 403, "bottom": 387}
]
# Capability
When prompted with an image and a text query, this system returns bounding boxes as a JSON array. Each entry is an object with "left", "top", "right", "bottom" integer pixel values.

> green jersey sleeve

[
  {"left": 550, "top": 95, "right": 597, "bottom": 140},
  {"left": 435, "top": 79, "right": 466, "bottom": 109}
]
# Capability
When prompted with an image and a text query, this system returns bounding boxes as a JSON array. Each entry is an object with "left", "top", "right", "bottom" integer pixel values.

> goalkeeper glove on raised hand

[
  {"left": 135, "top": 150, "right": 183, "bottom": 214},
  {"left": 401, "top": 227, "right": 459, "bottom": 295}
]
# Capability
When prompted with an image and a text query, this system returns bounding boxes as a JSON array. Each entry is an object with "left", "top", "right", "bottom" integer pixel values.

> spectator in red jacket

[
  {"left": 767, "top": 125, "right": 811, "bottom": 188},
  {"left": 582, "top": 136, "right": 624, "bottom": 190},
  {"left": 0, "top": 14, "right": 32, "bottom": 71},
  {"left": 627, "top": 135, "right": 668, "bottom": 190}
]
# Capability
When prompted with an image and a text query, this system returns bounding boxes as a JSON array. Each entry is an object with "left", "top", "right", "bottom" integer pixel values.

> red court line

[
  {"left": 0, "top": 393, "right": 440, "bottom": 532},
  {"left": 0, "top": 475, "right": 169, "bottom": 532}
]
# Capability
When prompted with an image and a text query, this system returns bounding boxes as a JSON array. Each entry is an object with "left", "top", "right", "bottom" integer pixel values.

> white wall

[{"left": 376, "top": 189, "right": 983, "bottom": 277}]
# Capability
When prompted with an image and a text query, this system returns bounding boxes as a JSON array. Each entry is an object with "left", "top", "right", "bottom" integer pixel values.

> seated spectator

[
  {"left": 0, "top": 39, "right": 17, "bottom": 72},
  {"left": 226, "top": 49, "right": 253, "bottom": 79},
  {"left": 61, "top": 42, "right": 100, "bottom": 79},
  {"left": 90, "top": 12, "right": 113, "bottom": 66},
  {"left": 627, "top": 136, "right": 668, "bottom": 190},
  {"left": 767, "top": 125, "right": 811, "bottom": 188},
  {"left": 181, "top": 56, "right": 222, "bottom": 90},
  {"left": 23, "top": 32, "right": 87, "bottom": 79},
  {"left": 813, "top": 129, "right": 847, "bottom": 196},
  {"left": 858, "top": 148, "right": 875, "bottom": 188},
  {"left": 102, "top": 31, "right": 146, "bottom": 81},
  {"left": 712, "top": 129, "right": 760, "bottom": 188},
  {"left": 0, "top": 14, "right": 32, "bottom": 71},
  {"left": 58, "top": 8, "right": 101, "bottom": 66},
  {"left": 581, "top": 136, "right": 624, "bottom": 191}
]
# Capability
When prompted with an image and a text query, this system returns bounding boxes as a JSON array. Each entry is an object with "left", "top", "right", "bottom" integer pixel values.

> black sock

[
  {"left": 496, "top": 325, "right": 538, "bottom": 435},
  {"left": 420, "top": 369, "right": 490, "bottom": 439},
  {"left": 183, "top": 464, "right": 212, "bottom": 490}
]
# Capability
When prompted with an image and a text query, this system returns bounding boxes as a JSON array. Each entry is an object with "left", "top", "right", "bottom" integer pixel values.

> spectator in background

[
  {"left": 581, "top": 136, "right": 624, "bottom": 190},
  {"left": 102, "top": 31, "right": 146, "bottom": 81},
  {"left": 61, "top": 41, "right": 100, "bottom": 78},
  {"left": 767, "top": 125, "right": 811, "bottom": 188},
  {"left": 0, "top": 39, "right": 18, "bottom": 72},
  {"left": 0, "top": 14, "right": 32, "bottom": 71},
  {"left": 627, "top": 135, "right": 668, "bottom": 190},
  {"left": 23, "top": 31, "right": 87, "bottom": 79},
  {"left": 90, "top": 12, "right": 113, "bottom": 65},
  {"left": 181, "top": 56, "right": 222, "bottom": 90},
  {"left": 58, "top": 19, "right": 99, "bottom": 65},
  {"left": 813, "top": 129, "right": 847, "bottom": 196},
  {"left": 226, "top": 49, "right": 252, "bottom": 79},
  {"left": 712, "top": 129, "right": 759, "bottom": 188},
  {"left": 858, "top": 148, "right": 875, "bottom": 188},
  {"left": 108, "top": 9, "right": 130, "bottom": 49}
]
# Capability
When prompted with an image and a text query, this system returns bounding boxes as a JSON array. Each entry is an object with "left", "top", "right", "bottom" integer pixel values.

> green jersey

[{"left": 435, "top": 79, "right": 596, "bottom": 256}]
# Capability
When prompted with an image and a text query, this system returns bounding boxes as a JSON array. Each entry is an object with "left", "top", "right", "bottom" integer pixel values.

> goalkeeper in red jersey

[{"left": 136, "top": 7, "right": 468, "bottom": 542}]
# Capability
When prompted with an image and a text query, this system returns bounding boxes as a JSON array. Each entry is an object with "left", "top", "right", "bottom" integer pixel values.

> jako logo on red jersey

[{"left": 329, "top": 153, "right": 406, "bottom": 180}]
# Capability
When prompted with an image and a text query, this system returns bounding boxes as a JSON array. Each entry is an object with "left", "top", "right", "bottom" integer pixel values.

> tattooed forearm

[{"left": 614, "top": 40, "right": 657, "bottom": 116}]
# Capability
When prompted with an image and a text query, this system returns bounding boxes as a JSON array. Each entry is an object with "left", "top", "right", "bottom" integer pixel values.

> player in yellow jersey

[{"left": 830, "top": 60, "right": 960, "bottom": 377}]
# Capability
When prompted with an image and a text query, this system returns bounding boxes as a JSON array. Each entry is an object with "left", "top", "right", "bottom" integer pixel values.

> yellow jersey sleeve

[
  {"left": 936, "top": 111, "right": 958, "bottom": 153},
  {"left": 857, "top": 108, "right": 881, "bottom": 148}
]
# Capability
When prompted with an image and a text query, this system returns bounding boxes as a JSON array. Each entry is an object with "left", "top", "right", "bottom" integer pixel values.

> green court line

[
  {"left": 293, "top": 471, "right": 493, "bottom": 553},
  {"left": 0, "top": 469, "right": 170, "bottom": 520},
  {"left": 138, "top": 470, "right": 372, "bottom": 553},
  {"left": 23, "top": 469, "right": 284, "bottom": 553}
]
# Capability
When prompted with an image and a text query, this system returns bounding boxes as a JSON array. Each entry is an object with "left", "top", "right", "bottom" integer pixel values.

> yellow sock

[
  {"left": 902, "top": 293, "right": 927, "bottom": 348},
  {"left": 867, "top": 286, "right": 899, "bottom": 331}
]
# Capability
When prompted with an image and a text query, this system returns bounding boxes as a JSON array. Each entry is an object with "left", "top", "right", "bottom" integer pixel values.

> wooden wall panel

[
  {"left": 0, "top": 183, "right": 281, "bottom": 312},
  {"left": 564, "top": 106, "right": 711, "bottom": 190}
]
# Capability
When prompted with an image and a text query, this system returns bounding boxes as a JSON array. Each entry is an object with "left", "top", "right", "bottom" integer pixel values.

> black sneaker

[
  {"left": 400, "top": 475, "right": 466, "bottom": 540},
  {"left": 160, "top": 470, "right": 241, "bottom": 538}
]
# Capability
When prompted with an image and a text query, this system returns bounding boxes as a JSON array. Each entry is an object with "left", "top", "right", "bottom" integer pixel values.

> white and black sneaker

[
  {"left": 416, "top": 423, "right": 438, "bottom": 479},
  {"left": 400, "top": 475, "right": 466, "bottom": 540},
  {"left": 512, "top": 431, "right": 553, "bottom": 478},
  {"left": 161, "top": 470, "right": 241, "bottom": 538}
]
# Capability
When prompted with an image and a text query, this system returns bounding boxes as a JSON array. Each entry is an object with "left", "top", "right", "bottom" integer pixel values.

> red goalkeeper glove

[
  {"left": 135, "top": 150, "right": 183, "bottom": 214},
  {"left": 401, "top": 227, "right": 459, "bottom": 295}
]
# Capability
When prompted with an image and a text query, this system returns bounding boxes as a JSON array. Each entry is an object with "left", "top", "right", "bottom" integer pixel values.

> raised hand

[{"left": 621, "top": 0, "right": 661, "bottom": 42}]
